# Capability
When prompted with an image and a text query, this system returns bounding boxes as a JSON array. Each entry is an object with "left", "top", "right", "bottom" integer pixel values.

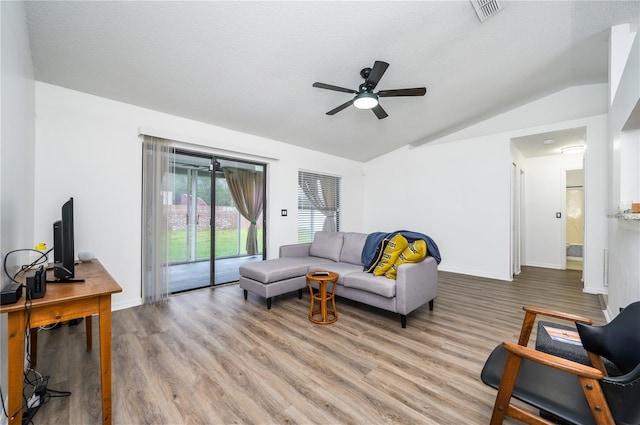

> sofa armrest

[
  {"left": 395, "top": 256, "right": 438, "bottom": 315},
  {"left": 279, "top": 243, "right": 312, "bottom": 258}
]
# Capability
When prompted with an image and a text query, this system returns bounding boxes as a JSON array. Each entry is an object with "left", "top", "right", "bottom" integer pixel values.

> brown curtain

[{"left": 222, "top": 167, "right": 264, "bottom": 255}]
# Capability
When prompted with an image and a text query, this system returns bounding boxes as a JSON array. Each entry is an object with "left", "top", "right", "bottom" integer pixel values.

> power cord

[
  {"left": 1, "top": 248, "right": 69, "bottom": 424},
  {"left": 0, "top": 385, "right": 8, "bottom": 419},
  {"left": 3, "top": 248, "right": 52, "bottom": 285}
]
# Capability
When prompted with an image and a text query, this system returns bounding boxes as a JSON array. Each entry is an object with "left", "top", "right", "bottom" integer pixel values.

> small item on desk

[
  {"left": 312, "top": 271, "right": 330, "bottom": 277},
  {"left": 77, "top": 250, "right": 95, "bottom": 261},
  {"left": 1, "top": 282, "right": 22, "bottom": 305},
  {"left": 26, "top": 265, "right": 46, "bottom": 299}
]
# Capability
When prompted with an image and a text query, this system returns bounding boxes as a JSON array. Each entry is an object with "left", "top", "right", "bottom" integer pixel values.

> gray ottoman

[{"left": 238, "top": 257, "right": 331, "bottom": 309}]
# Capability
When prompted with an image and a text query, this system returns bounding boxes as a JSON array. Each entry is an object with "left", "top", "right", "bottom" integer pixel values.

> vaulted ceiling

[{"left": 24, "top": 1, "right": 640, "bottom": 162}]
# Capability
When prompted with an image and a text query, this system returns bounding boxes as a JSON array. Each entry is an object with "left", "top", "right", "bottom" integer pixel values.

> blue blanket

[{"left": 361, "top": 230, "right": 441, "bottom": 271}]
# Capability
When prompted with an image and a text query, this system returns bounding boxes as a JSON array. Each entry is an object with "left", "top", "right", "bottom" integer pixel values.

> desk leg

[
  {"left": 7, "top": 311, "right": 25, "bottom": 425},
  {"left": 86, "top": 315, "right": 92, "bottom": 352},
  {"left": 98, "top": 295, "right": 113, "bottom": 425}
]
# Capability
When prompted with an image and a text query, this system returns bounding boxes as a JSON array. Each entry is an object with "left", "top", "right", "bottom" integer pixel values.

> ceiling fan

[{"left": 312, "top": 60, "right": 426, "bottom": 119}]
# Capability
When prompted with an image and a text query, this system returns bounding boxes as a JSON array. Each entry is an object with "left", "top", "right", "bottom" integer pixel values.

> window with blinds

[{"left": 297, "top": 170, "right": 341, "bottom": 243}]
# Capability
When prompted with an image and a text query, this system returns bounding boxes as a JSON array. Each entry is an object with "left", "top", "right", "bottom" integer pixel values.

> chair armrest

[
  {"left": 517, "top": 306, "right": 593, "bottom": 346},
  {"left": 491, "top": 341, "right": 613, "bottom": 425},
  {"left": 523, "top": 306, "right": 593, "bottom": 324},
  {"left": 279, "top": 243, "right": 311, "bottom": 258},
  {"left": 503, "top": 341, "right": 604, "bottom": 379}
]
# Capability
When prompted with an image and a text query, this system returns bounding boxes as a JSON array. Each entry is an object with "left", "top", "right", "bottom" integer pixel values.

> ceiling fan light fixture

[{"left": 353, "top": 92, "right": 378, "bottom": 109}]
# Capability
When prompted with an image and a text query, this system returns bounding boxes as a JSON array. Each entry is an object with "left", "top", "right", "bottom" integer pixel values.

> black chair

[{"left": 481, "top": 302, "right": 640, "bottom": 425}]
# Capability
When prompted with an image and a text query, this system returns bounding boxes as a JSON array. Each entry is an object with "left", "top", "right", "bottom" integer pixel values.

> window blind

[{"left": 297, "top": 170, "right": 341, "bottom": 243}]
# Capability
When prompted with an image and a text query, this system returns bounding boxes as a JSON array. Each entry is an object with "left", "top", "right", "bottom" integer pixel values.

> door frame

[{"left": 511, "top": 163, "right": 524, "bottom": 278}]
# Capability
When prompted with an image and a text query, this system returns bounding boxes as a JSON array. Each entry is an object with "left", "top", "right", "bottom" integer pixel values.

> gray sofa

[{"left": 239, "top": 231, "right": 438, "bottom": 327}]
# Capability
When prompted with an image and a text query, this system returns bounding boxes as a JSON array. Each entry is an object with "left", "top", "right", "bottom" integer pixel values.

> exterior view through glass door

[
  {"left": 168, "top": 151, "right": 265, "bottom": 293},
  {"left": 168, "top": 151, "right": 212, "bottom": 292},
  {"left": 214, "top": 157, "right": 265, "bottom": 285}
]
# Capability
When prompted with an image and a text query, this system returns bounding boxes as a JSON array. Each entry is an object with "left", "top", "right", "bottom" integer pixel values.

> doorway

[
  {"left": 167, "top": 151, "right": 266, "bottom": 293},
  {"left": 511, "top": 126, "right": 586, "bottom": 275}
]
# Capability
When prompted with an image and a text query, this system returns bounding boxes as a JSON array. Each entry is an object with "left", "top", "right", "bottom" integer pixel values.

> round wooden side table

[{"left": 305, "top": 271, "right": 339, "bottom": 324}]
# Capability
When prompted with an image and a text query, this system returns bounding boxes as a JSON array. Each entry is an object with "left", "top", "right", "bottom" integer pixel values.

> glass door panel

[
  {"left": 168, "top": 151, "right": 212, "bottom": 293},
  {"left": 213, "top": 157, "right": 265, "bottom": 285}
]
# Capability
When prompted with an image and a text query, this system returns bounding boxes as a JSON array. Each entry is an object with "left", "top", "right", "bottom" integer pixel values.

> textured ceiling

[
  {"left": 24, "top": 1, "right": 640, "bottom": 162},
  {"left": 512, "top": 127, "right": 587, "bottom": 158}
]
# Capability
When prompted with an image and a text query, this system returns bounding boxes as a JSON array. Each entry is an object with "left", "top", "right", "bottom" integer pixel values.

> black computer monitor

[{"left": 52, "top": 197, "right": 84, "bottom": 283}]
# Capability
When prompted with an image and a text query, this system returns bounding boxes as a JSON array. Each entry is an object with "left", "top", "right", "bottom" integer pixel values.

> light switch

[
  {"left": 281, "top": 209, "right": 288, "bottom": 217},
  {"left": 556, "top": 212, "right": 561, "bottom": 218}
]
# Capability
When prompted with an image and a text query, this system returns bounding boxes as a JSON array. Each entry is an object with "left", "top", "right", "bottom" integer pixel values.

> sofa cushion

[
  {"left": 308, "top": 262, "right": 362, "bottom": 284},
  {"left": 309, "top": 231, "right": 344, "bottom": 262},
  {"left": 384, "top": 239, "right": 427, "bottom": 279},
  {"left": 373, "top": 233, "right": 408, "bottom": 276},
  {"left": 343, "top": 272, "right": 396, "bottom": 298},
  {"left": 340, "top": 232, "right": 367, "bottom": 265},
  {"left": 240, "top": 257, "right": 333, "bottom": 284}
]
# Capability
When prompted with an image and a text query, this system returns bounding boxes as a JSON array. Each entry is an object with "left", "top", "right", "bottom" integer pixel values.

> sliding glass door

[
  {"left": 168, "top": 151, "right": 212, "bottom": 292},
  {"left": 167, "top": 151, "right": 266, "bottom": 292},
  {"left": 213, "top": 157, "right": 265, "bottom": 285}
]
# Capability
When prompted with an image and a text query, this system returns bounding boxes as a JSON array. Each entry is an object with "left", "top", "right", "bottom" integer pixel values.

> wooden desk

[{"left": 0, "top": 260, "right": 122, "bottom": 425}]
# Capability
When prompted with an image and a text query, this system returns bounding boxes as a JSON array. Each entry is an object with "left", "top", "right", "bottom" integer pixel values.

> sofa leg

[
  {"left": 243, "top": 289, "right": 248, "bottom": 300},
  {"left": 400, "top": 314, "right": 407, "bottom": 328},
  {"left": 267, "top": 297, "right": 272, "bottom": 309},
  {"left": 298, "top": 289, "right": 303, "bottom": 299},
  {"left": 429, "top": 299, "right": 434, "bottom": 311}
]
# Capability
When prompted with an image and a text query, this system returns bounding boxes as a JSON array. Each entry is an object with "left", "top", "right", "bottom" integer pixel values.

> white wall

[
  {"left": 1, "top": 0, "right": 36, "bottom": 412},
  {"left": 363, "top": 135, "right": 511, "bottom": 280},
  {"left": 607, "top": 25, "right": 640, "bottom": 317},
  {"left": 33, "top": 83, "right": 365, "bottom": 310},
  {"left": 364, "top": 85, "right": 609, "bottom": 285}
]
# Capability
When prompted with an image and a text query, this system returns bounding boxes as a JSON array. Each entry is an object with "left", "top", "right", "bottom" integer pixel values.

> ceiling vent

[{"left": 471, "top": 0, "right": 504, "bottom": 22}]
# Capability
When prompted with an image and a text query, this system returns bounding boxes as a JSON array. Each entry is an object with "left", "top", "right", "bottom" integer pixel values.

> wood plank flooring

[{"left": 29, "top": 266, "right": 606, "bottom": 424}]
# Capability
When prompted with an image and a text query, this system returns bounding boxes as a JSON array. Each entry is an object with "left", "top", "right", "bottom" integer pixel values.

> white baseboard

[
  {"left": 603, "top": 306, "right": 615, "bottom": 322},
  {"left": 523, "top": 261, "right": 563, "bottom": 269},
  {"left": 436, "top": 265, "right": 511, "bottom": 281},
  {"left": 112, "top": 297, "right": 142, "bottom": 312},
  {"left": 583, "top": 285, "right": 607, "bottom": 295}
]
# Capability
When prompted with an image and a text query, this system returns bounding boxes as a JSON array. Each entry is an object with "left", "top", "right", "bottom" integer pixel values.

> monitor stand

[{"left": 47, "top": 277, "right": 85, "bottom": 283}]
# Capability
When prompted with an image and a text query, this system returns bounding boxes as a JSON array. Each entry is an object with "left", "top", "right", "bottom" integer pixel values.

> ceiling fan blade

[
  {"left": 378, "top": 87, "right": 427, "bottom": 97},
  {"left": 313, "top": 82, "right": 357, "bottom": 94},
  {"left": 326, "top": 99, "right": 354, "bottom": 115},
  {"left": 365, "top": 61, "right": 389, "bottom": 90},
  {"left": 371, "top": 104, "right": 388, "bottom": 119}
]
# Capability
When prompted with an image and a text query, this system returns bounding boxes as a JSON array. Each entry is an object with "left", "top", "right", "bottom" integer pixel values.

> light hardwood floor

[{"left": 30, "top": 266, "right": 605, "bottom": 424}]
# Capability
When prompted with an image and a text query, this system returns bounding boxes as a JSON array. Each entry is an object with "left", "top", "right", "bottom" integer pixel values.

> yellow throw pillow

[
  {"left": 384, "top": 239, "right": 427, "bottom": 279},
  {"left": 373, "top": 233, "right": 409, "bottom": 276}
]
